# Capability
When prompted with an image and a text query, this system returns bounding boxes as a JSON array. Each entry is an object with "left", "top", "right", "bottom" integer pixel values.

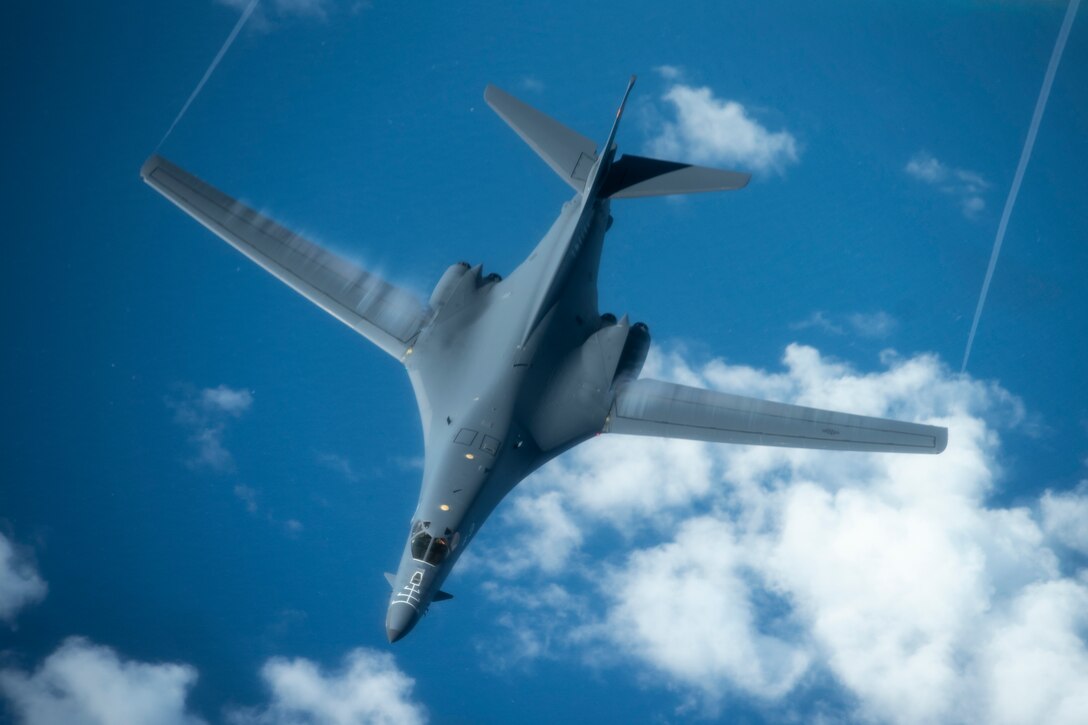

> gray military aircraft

[{"left": 142, "top": 77, "right": 947, "bottom": 644}]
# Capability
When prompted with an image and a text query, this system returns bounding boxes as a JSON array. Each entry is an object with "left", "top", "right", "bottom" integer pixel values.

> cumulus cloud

[
  {"left": 167, "top": 384, "right": 253, "bottom": 472},
  {"left": 0, "top": 641, "right": 425, "bottom": 725},
  {"left": 646, "top": 83, "right": 799, "bottom": 174},
  {"left": 601, "top": 516, "right": 810, "bottom": 700},
  {"left": 0, "top": 638, "right": 205, "bottom": 725},
  {"left": 0, "top": 533, "right": 47, "bottom": 624},
  {"left": 229, "top": 648, "right": 427, "bottom": 725},
  {"left": 905, "top": 151, "right": 990, "bottom": 218},
  {"left": 471, "top": 343, "right": 1088, "bottom": 723},
  {"left": 1040, "top": 481, "right": 1088, "bottom": 555},
  {"left": 483, "top": 491, "right": 583, "bottom": 577},
  {"left": 981, "top": 580, "right": 1088, "bottom": 725}
]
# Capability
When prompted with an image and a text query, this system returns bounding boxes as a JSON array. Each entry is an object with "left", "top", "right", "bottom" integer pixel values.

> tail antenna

[{"left": 602, "top": 75, "right": 637, "bottom": 155}]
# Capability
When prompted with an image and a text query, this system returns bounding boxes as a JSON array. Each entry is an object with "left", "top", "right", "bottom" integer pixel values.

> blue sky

[{"left": 2, "top": 1, "right": 1087, "bottom": 723}]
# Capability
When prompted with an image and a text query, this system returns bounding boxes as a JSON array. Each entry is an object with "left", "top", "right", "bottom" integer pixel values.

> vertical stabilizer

[
  {"left": 601, "top": 75, "right": 637, "bottom": 158},
  {"left": 485, "top": 77, "right": 750, "bottom": 199}
]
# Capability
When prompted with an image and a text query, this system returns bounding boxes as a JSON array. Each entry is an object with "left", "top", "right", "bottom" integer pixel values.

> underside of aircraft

[{"left": 142, "top": 77, "right": 946, "bottom": 642}]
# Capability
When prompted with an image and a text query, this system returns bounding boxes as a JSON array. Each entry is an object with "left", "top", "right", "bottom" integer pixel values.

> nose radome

[{"left": 385, "top": 603, "right": 418, "bottom": 644}]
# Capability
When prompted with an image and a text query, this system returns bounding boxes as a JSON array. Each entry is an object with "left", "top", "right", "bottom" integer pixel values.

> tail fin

[
  {"left": 485, "top": 84, "right": 598, "bottom": 191},
  {"left": 485, "top": 80, "right": 750, "bottom": 198}
]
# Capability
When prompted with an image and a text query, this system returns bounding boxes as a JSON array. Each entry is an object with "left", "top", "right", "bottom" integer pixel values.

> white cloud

[
  {"left": 168, "top": 384, "right": 253, "bottom": 472},
  {"left": 232, "top": 484, "right": 306, "bottom": 536},
  {"left": 1, "top": 641, "right": 426, "bottom": 725},
  {"left": 473, "top": 343, "right": 1088, "bottom": 723},
  {"left": 486, "top": 491, "right": 583, "bottom": 576},
  {"left": 189, "top": 426, "right": 234, "bottom": 471},
  {"left": 1041, "top": 481, "right": 1088, "bottom": 555},
  {"left": 518, "top": 76, "right": 545, "bottom": 93},
  {"left": 766, "top": 483, "right": 1053, "bottom": 723},
  {"left": 234, "top": 484, "right": 259, "bottom": 513},
  {"left": 791, "top": 310, "right": 898, "bottom": 339},
  {"left": 200, "top": 385, "right": 253, "bottom": 417},
  {"left": 904, "top": 152, "right": 943, "bottom": 183},
  {"left": 472, "top": 583, "right": 591, "bottom": 672},
  {"left": 539, "top": 435, "right": 714, "bottom": 532},
  {"left": 653, "top": 64, "right": 682, "bottom": 80},
  {"left": 982, "top": 580, "right": 1088, "bottom": 725},
  {"left": 906, "top": 151, "right": 990, "bottom": 218},
  {"left": 602, "top": 516, "right": 810, "bottom": 700},
  {"left": 0, "top": 533, "right": 47, "bottom": 624},
  {"left": 847, "top": 310, "right": 898, "bottom": 339},
  {"left": 789, "top": 310, "right": 844, "bottom": 336},
  {"left": 646, "top": 83, "right": 799, "bottom": 174},
  {"left": 229, "top": 648, "right": 427, "bottom": 725},
  {"left": 0, "top": 638, "right": 205, "bottom": 725},
  {"left": 316, "top": 451, "right": 360, "bottom": 482}
]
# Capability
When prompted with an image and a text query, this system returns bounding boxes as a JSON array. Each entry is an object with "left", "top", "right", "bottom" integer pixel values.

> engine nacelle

[
  {"left": 528, "top": 318, "right": 649, "bottom": 452},
  {"left": 529, "top": 322, "right": 626, "bottom": 451},
  {"left": 429, "top": 262, "right": 471, "bottom": 308},
  {"left": 613, "top": 321, "right": 649, "bottom": 386}
]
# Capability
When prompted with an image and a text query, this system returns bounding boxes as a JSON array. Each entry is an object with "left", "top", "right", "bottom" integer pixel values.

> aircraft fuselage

[
  {"left": 384, "top": 186, "right": 621, "bottom": 642},
  {"left": 141, "top": 77, "right": 946, "bottom": 647}
]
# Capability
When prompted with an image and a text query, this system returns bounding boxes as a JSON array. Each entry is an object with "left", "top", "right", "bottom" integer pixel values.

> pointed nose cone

[{"left": 385, "top": 604, "right": 418, "bottom": 644}]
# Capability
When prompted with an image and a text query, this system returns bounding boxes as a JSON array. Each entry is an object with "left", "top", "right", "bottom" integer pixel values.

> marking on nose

[{"left": 393, "top": 568, "right": 427, "bottom": 608}]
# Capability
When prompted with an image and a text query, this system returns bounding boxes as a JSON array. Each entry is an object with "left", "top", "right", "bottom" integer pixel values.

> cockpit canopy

[{"left": 409, "top": 520, "right": 452, "bottom": 566}]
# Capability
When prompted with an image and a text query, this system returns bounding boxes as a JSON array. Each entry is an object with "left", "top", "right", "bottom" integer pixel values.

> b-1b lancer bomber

[{"left": 142, "top": 77, "right": 947, "bottom": 643}]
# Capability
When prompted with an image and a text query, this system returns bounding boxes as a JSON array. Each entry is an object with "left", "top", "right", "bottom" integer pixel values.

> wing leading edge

[
  {"left": 141, "top": 155, "right": 430, "bottom": 360},
  {"left": 604, "top": 379, "right": 947, "bottom": 454}
]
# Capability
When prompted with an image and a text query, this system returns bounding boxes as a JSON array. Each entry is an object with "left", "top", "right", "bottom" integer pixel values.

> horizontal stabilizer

[
  {"left": 605, "top": 379, "right": 947, "bottom": 454},
  {"left": 601, "top": 155, "right": 750, "bottom": 198},
  {"left": 485, "top": 85, "right": 598, "bottom": 191}
]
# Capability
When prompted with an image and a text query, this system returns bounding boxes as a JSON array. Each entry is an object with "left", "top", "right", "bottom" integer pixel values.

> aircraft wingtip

[
  {"left": 935, "top": 428, "right": 949, "bottom": 454},
  {"left": 140, "top": 154, "right": 164, "bottom": 181}
]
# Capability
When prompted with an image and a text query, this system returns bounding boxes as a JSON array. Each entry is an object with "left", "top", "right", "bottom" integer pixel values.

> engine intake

[{"left": 429, "top": 262, "right": 471, "bottom": 308}]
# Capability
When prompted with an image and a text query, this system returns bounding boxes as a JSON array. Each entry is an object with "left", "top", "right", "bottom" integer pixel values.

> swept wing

[
  {"left": 605, "top": 379, "right": 947, "bottom": 453},
  {"left": 141, "top": 155, "right": 430, "bottom": 360}
]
